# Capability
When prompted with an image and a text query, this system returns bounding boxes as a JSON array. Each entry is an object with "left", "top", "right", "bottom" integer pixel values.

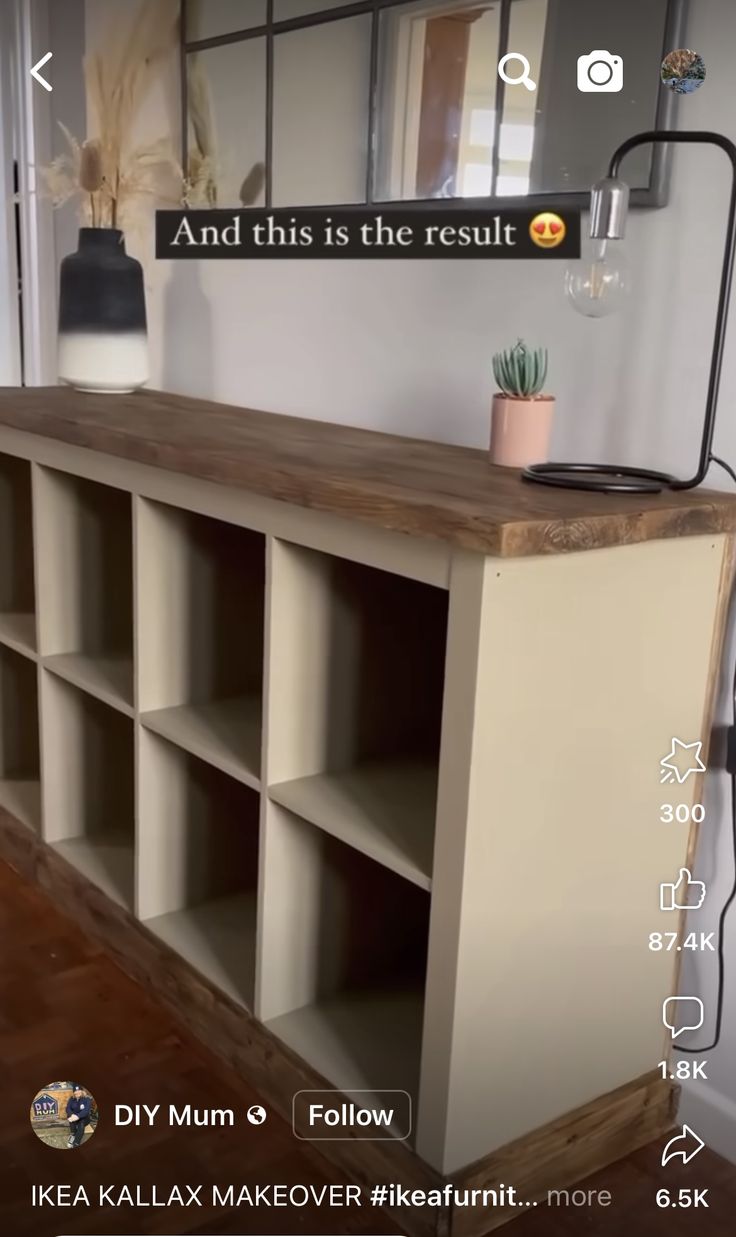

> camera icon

[{"left": 577, "top": 50, "right": 623, "bottom": 92}]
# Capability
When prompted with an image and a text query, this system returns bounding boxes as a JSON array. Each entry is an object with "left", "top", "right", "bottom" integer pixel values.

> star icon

[{"left": 660, "top": 738, "right": 706, "bottom": 785}]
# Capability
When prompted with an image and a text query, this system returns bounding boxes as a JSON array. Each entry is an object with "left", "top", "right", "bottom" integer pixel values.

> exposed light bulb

[{"left": 565, "top": 237, "right": 629, "bottom": 318}]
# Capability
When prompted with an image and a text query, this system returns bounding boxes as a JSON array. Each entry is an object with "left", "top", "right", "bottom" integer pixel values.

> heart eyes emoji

[{"left": 529, "top": 212, "right": 566, "bottom": 248}]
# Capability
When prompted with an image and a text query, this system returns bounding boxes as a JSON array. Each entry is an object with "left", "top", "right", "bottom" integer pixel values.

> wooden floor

[{"left": 2, "top": 857, "right": 736, "bottom": 1237}]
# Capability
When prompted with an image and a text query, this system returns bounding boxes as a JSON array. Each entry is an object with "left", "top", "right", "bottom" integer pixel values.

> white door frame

[
  {"left": 0, "top": 2, "right": 22, "bottom": 384},
  {"left": 2, "top": 0, "right": 58, "bottom": 386}
]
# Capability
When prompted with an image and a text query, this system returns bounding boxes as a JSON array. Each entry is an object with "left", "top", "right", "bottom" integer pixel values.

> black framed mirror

[{"left": 180, "top": 0, "right": 689, "bottom": 211}]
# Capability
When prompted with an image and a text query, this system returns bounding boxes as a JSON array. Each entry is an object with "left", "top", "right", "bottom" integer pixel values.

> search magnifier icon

[{"left": 498, "top": 52, "right": 536, "bottom": 91}]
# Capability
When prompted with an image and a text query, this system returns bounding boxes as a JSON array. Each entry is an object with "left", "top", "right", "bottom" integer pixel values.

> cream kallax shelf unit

[{"left": 1, "top": 389, "right": 735, "bottom": 1231}]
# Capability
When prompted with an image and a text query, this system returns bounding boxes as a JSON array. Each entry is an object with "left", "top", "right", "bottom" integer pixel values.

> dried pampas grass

[
  {"left": 37, "top": 0, "right": 262, "bottom": 225},
  {"left": 186, "top": 55, "right": 218, "bottom": 207},
  {"left": 184, "top": 56, "right": 265, "bottom": 209},
  {"left": 86, "top": 0, "right": 179, "bottom": 225},
  {"left": 79, "top": 141, "right": 103, "bottom": 193},
  {"left": 79, "top": 140, "right": 103, "bottom": 224},
  {"left": 39, "top": 0, "right": 181, "bottom": 229}
]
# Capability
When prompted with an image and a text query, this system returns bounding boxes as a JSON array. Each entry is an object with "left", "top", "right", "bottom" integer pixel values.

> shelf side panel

[
  {"left": 257, "top": 798, "right": 334, "bottom": 1022},
  {"left": 264, "top": 538, "right": 355, "bottom": 786},
  {"left": 420, "top": 534, "right": 732, "bottom": 1176}
]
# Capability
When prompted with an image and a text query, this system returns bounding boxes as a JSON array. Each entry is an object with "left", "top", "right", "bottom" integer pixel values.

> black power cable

[
  {"left": 712, "top": 454, "right": 736, "bottom": 486},
  {"left": 676, "top": 764, "right": 736, "bottom": 1054},
  {"left": 676, "top": 452, "right": 736, "bottom": 1053}
]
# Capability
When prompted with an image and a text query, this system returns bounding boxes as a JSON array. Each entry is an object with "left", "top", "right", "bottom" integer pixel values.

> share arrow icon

[{"left": 661, "top": 1124, "right": 706, "bottom": 1167}]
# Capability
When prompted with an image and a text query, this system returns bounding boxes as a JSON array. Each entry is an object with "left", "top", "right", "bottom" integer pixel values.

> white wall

[{"left": 83, "top": 0, "right": 736, "bottom": 1158}]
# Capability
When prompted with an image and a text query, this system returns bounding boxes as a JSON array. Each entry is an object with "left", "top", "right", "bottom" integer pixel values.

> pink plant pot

[{"left": 489, "top": 394, "right": 555, "bottom": 468}]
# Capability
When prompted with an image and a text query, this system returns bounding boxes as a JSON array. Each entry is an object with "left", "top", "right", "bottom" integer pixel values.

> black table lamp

[{"left": 524, "top": 131, "right": 736, "bottom": 493}]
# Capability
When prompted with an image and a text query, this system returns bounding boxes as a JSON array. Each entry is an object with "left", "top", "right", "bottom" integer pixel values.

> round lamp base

[{"left": 522, "top": 462, "right": 676, "bottom": 494}]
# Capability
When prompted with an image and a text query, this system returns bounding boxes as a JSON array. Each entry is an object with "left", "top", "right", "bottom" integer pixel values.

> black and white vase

[{"left": 58, "top": 228, "right": 149, "bottom": 393}]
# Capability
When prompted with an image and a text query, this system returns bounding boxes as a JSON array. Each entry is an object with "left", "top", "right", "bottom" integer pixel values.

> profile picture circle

[
  {"left": 661, "top": 49, "right": 706, "bottom": 94},
  {"left": 30, "top": 1081, "right": 99, "bottom": 1150}
]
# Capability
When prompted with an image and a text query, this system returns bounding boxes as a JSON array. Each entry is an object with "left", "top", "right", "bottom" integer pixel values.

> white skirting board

[{"left": 679, "top": 1081, "right": 736, "bottom": 1164}]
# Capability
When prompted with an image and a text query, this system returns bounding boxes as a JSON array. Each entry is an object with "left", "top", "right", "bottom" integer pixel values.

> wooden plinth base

[{"left": 0, "top": 809, "right": 677, "bottom": 1237}]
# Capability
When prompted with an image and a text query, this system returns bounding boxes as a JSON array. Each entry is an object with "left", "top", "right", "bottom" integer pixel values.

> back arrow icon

[
  {"left": 661, "top": 1124, "right": 705, "bottom": 1167},
  {"left": 30, "top": 52, "right": 53, "bottom": 92}
]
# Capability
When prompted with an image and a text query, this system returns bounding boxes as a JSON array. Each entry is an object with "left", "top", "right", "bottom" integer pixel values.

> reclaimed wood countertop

[{"left": 1, "top": 386, "right": 735, "bottom": 557}]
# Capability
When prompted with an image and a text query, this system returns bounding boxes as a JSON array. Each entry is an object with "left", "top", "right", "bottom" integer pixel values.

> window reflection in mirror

[
  {"left": 375, "top": 1, "right": 503, "bottom": 202},
  {"left": 183, "top": 0, "right": 677, "bottom": 208},
  {"left": 372, "top": 0, "right": 667, "bottom": 202},
  {"left": 495, "top": 0, "right": 546, "bottom": 195}
]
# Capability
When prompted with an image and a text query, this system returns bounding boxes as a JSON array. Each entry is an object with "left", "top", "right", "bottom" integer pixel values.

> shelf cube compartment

[
  {"left": 43, "top": 673, "right": 134, "bottom": 908},
  {"left": 138, "top": 729, "right": 260, "bottom": 1009},
  {"left": 35, "top": 468, "right": 134, "bottom": 709},
  {"left": 267, "top": 541, "right": 449, "bottom": 889},
  {"left": 261, "top": 801, "right": 430, "bottom": 1120},
  {"left": 137, "top": 499, "right": 265, "bottom": 788},
  {"left": 0, "top": 646, "right": 40, "bottom": 830},
  {"left": 0, "top": 453, "right": 36, "bottom": 656}
]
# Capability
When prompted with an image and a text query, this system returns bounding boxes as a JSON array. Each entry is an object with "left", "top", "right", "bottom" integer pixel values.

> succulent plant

[{"left": 492, "top": 339, "right": 548, "bottom": 398}]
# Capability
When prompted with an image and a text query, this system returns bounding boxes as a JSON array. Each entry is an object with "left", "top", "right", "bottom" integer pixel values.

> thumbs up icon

[{"left": 660, "top": 868, "right": 706, "bottom": 911}]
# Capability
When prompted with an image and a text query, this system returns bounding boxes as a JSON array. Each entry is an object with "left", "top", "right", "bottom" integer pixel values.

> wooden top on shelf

[{"left": 1, "top": 386, "right": 736, "bottom": 557}]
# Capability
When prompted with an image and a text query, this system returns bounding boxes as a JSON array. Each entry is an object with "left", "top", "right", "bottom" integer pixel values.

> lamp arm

[{"left": 607, "top": 130, "right": 736, "bottom": 491}]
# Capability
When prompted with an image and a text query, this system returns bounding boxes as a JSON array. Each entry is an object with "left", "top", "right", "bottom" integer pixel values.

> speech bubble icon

[{"left": 663, "top": 996, "right": 704, "bottom": 1040}]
